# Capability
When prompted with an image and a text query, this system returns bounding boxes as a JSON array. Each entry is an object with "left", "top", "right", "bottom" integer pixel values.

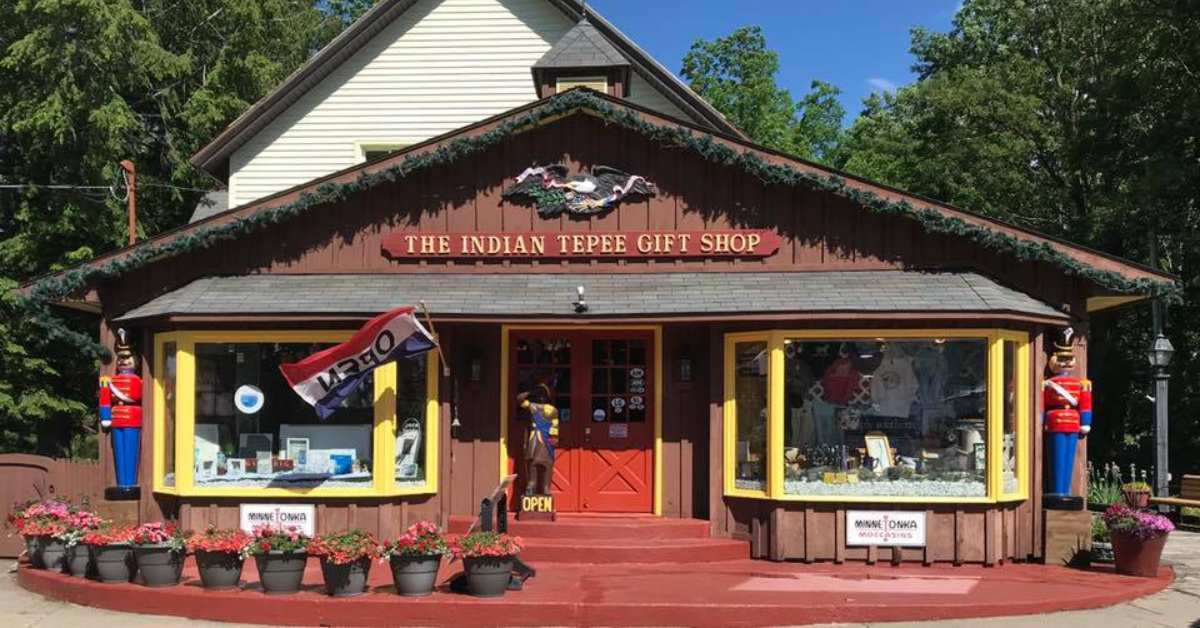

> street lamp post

[{"left": 1147, "top": 333, "right": 1174, "bottom": 507}]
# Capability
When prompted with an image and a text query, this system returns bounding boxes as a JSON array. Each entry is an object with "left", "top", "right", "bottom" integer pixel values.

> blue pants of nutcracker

[
  {"left": 112, "top": 427, "right": 141, "bottom": 487},
  {"left": 1046, "top": 431, "right": 1078, "bottom": 496}
]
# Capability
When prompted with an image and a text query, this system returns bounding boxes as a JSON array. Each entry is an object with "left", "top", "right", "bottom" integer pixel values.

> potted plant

[
  {"left": 309, "top": 529, "right": 378, "bottom": 597},
  {"left": 1121, "top": 481, "right": 1152, "bottom": 509},
  {"left": 131, "top": 522, "right": 188, "bottom": 587},
  {"left": 8, "top": 499, "right": 71, "bottom": 570},
  {"left": 1102, "top": 503, "right": 1175, "bottom": 577},
  {"left": 187, "top": 527, "right": 254, "bottom": 590},
  {"left": 82, "top": 525, "right": 137, "bottom": 583},
  {"left": 1090, "top": 515, "right": 1113, "bottom": 563},
  {"left": 379, "top": 521, "right": 449, "bottom": 597},
  {"left": 61, "top": 510, "right": 105, "bottom": 577},
  {"left": 452, "top": 531, "right": 524, "bottom": 598},
  {"left": 248, "top": 524, "right": 310, "bottom": 594}
]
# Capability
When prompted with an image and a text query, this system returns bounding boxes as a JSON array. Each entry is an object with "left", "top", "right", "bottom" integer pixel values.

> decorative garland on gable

[{"left": 23, "top": 89, "right": 1180, "bottom": 353}]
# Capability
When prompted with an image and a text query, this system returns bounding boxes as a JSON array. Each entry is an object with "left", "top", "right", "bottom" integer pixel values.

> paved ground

[{"left": 1, "top": 533, "right": 1197, "bottom": 626}]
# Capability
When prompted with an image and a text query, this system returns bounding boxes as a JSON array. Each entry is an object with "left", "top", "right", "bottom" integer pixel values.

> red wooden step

[
  {"left": 447, "top": 515, "right": 712, "bottom": 540},
  {"left": 517, "top": 536, "right": 750, "bottom": 563}
]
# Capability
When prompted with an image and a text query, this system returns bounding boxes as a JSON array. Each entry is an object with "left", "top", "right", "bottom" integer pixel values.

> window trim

[
  {"left": 153, "top": 330, "right": 438, "bottom": 498},
  {"left": 355, "top": 141, "right": 414, "bottom": 164},
  {"left": 556, "top": 76, "right": 609, "bottom": 93},
  {"left": 723, "top": 329, "right": 1031, "bottom": 504}
]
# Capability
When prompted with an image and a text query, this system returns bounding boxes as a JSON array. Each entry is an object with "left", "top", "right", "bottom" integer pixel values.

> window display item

[
  {"left": 870, "top": 351, "right": 918, "bottom": 417},
  {"left": 226, "top": 459, "right": 245, "bottom": 479},
  {"left": 285, "top": 438, "right": 309, "bottom": 465},
  {"left": 819, "top": 354, "right": 861, "bottom": 406},
  {"left": 239, "top": 433, "right": 273, "bottom": 458},
  {"left": 520, "top": 383, "right": 559, "bottom": 496},
  {"left": 863, "top": 433, "right": 893, "bottom": 471},
  {"left": 1043, "top": 327, "right": 1092, "bottom": 508},
  {"left": 396, "top": 417, "right": 422, "bottom": 480}
]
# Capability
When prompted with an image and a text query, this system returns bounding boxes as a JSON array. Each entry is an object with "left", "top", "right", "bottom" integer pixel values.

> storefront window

[
  {"left": 193, "top": 342, "right": 375, "bottom": 489},
  {"left": 161, "top": 341, "right": 177, "bottom": 488},
  {"left": 782, "top": 337, "right": 989, "bottom": 498},
  {"left": 731, "top": 340, "right": 769, "bottom": 491},
  {"left": 1002, "top": 339, "right": 1019, "bottom": 494},
  {"left": 395, "top": 355, "right": 429, "bottom": 486}
]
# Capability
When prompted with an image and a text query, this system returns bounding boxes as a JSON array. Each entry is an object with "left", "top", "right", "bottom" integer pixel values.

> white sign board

[
  {"left": 846, "top": 510, "right": 926, "bottom": 547},
  {"left": 239, "top": 504, "right": 316, "bottom": 537}
]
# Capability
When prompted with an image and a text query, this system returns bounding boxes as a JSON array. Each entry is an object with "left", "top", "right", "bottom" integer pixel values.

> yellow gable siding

[{"left": 229, "top": 0, "right": 697, "bottom": 206}]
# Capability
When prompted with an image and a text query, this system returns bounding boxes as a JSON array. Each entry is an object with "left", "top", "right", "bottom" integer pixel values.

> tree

[
  {"left": 0, "top": 0, "right": 373, "bottom": 455},
  {"left": 681, "top": 26, "right": 845, "bottom": 163},
  {"left": 838, "top": 0, "right": 1200, "bottom": 477}
]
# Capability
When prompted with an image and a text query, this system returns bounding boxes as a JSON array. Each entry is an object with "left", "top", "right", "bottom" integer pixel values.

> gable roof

[
  {"left": 189, "top": 0, "right": 741, "bottom": 181},
  {"left": 24, "top": 89, "right": 1176, "bottom": 312},
  {"left": 534, "top": 15, "right": 629, "bottom": 69}
]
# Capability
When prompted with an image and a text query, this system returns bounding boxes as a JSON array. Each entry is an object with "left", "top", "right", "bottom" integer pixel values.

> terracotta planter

[
  {"left": 389, "top": 554, "right": 441, "bottom": 597},
  {"left": 195, "top": 550, "right": 244, "bottom": 590},
  {"left": 254, "top": 551, "right": 307, "bottom": 594},
  {"left": 1122, "top": 489, "right": 1151, "bottom": 509},
  {"left": 92, "top": 544, "right": 136, "bottom": 583},
  {"left": 133, "top": 545, "right": 184, "bottom": 587},
  {"left": 320, "top": 556, "right": 372, "bottom": 597},
  {"left": 1111, "top": 532, "right": 1168, "bottom": 577},
  {"left": 462, "top": 556, "right": 513, "bottom": 598},
  {"left": 40, "top": 538, "right": 68, "bottom": 572},
  {"left": 66, "top": 544, "right": 93, "bottom": 577}
]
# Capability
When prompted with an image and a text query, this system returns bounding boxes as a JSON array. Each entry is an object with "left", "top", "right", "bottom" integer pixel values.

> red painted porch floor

[{"left": 18, "top": 556, "right": 1172, "bottom": 626}]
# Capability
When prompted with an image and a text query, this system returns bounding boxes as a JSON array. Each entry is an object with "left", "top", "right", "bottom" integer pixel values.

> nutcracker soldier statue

[
  {"left": 1043, "top": 327, "right": 1092, "bottom": 509},
  {"left": 99, "top": 328, "right": 142, "bottom": 500}
]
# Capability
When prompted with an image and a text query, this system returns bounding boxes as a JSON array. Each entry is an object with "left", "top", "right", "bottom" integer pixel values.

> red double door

[{"left": 508, "top": 330, "right": 654, "bottom": 513}]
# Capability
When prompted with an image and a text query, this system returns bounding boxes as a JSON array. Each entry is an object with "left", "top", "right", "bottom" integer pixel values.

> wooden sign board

[{"left": 382, "top": 230, "right": 781, "bottom": 260}]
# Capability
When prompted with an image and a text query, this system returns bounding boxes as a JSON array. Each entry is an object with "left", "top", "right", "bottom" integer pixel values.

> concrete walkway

[{"left": 2, "top": 532, "right": 1197, "bottom": 626}]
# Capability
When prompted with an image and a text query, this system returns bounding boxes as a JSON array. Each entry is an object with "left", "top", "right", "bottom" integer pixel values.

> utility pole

[{"left": 119, "top": 160, "right": 136, "bottom": 245}]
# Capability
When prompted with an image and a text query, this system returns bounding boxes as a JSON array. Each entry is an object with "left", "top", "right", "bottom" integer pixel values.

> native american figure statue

[
  {"left": 519, "top": 383, "right": 560, "bottom": 496},
  {"left": 502, "top": 164, "right": 656, "bottom": 218}
]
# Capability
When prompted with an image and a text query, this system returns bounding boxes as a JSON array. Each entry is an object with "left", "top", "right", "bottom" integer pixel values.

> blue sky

[{"left": 588, "top": 1, "right": 961, "bottom": 123}]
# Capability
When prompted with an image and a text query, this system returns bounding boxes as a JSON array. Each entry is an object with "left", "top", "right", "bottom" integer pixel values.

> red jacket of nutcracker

[
  {"left": 1043, "top": 375, "right": 1092, "bottom": 434},
  {"left": 99, "top": 373, "right": 143, "bottom": 429}
]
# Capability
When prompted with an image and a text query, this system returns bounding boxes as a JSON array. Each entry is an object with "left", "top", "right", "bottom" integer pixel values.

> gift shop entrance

[{"left": 506, "top": 329, "right": 656, "bottom": 513}]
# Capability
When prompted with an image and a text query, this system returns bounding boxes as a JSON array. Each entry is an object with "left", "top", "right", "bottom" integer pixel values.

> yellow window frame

[
  {"left": 152, "top": 330, "right": 438, "bottom": 498},
  {"left": 722, "top": 329, "right": 1032, "bottom": 504}
]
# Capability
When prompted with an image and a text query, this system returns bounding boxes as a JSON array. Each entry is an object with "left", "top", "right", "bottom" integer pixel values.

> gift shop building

[{"left": 27, "top": 0, "right": 1175, "bottom": 565}]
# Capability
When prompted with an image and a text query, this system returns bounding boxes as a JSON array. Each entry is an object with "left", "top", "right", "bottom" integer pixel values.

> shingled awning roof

[
  {"left": 114, "top": 271, "right": 1067, "bottom": 322},
  {"left": 534, "top": 16, "right": 629, "bottom": 69}
]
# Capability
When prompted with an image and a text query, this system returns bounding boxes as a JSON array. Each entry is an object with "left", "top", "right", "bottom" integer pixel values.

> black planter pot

[
  {"left": 389, "top": 554, "right": 441, "bottom": 597},
  {"left": 92, "top": 544, "right": 135, "bottom": 583},
  {"left": 25, "top": 536, "right": 45, "bottom": 569},
  {"left": 320, "top": 556, "right": 372, "bottom": 597},
  {"left": 66, "top": 544, "right": 92, "bottom": 577},
  {"left": 40, "top": 538, "right": 68, "bottom": 572},
  {"left": 254, "top": 551, "right": 307, "bottom": 595},
  {"left": 196, "top": 550, "right": 245, "bottom": 590},
  {"left": 133, "top": 545, "right": 184, "bottom": 587},
  {"left": 462, "top": 556, "right": 513, "bottom": 598}
]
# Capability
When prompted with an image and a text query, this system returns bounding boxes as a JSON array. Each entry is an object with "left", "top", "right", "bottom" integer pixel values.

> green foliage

[
  {"left": 681, "top": 27, "right": 845, "bottom": 162},
  {"left": 0, "top": 0, "right": 373, "bottom": 455},
  {"left": 837, "top": 0, "right": 1200, "bottom": 478},
  {"left": 1088, "top": 461, "right": 1124, "bottom": 506}
]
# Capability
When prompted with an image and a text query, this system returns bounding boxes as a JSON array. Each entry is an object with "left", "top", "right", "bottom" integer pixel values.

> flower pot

[
  {"left": 66, "top": 544, "right": 92, "bottom": 577},
  {"left": 195, "top": 550, "right": 244, "bottom": 590},
  {"left": 320, "top": 556, "right": 372, "bottom": 597},
  {"left": 254, "top": 551, "right": 307, "bottom": 594},
  {"left": 1112, "top": 532, "right": 1168, "bottom": 577},
  {"left": 92, "top": 544, "right": 135, "bottom": 583},
  {"left": 134, "top": 544, "right": 184, "bottom": 587},
  {"left": 40, "top": 538, "right": 68, "bottom": 572},
  {"left": 462, "top": 556, "right": 513, "bottom": 598},
  {"left": 389, "top": 554, "right": 441, "bottom": 597},
  {"left": 26, "top": 535, "right": 45, "bottom": 569},
  {"left": 1122, "top": 489, "right": 1151, "bottom": 510}
]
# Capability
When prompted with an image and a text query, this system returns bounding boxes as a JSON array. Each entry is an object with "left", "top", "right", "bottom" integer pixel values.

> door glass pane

[
  {"left": 1002, "top": 340, "right": 1019, "bottom": 494},
  {"left": 395, "top": 354, "right": 429, "bottom": 486},
  {"left": 733, "top": 341, "right": 769, "bottom": 491},
  {"left": 161, "top": 341, "right": 177, "bottom": 488},
  {"left": 629, "top": 341, "right": 646, "bottom": 366}
]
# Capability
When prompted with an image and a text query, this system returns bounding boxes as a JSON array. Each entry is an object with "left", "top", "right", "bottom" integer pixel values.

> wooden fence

[{"left": 0, "top": 454, "right": 106, "bottom": 558}]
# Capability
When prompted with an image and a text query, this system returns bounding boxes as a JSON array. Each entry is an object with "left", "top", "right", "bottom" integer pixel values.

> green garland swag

[{"left": 23, "top": 89, "right": 1179, "bottom": 354}]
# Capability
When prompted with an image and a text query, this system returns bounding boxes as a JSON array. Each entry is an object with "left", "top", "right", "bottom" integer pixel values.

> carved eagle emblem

[{"left": 502, "top": 164, "right": 657, "bottom": 218}]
